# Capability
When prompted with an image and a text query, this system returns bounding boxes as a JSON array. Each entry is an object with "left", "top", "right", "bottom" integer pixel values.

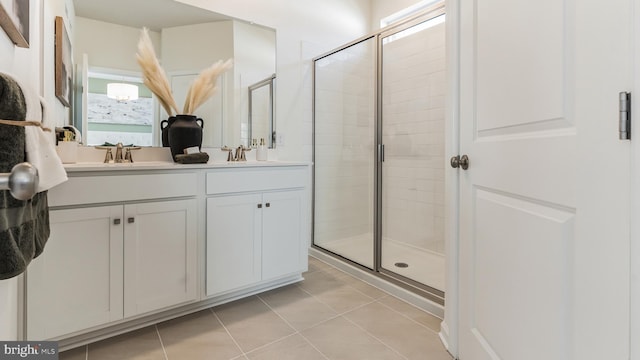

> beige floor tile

[
  {"left": 298, "top": 271, "right": 375, "bottom": 313},
  {"left": 332, "top": 271, "right": 388, "bottom": 300},
  {"left": 246, "top": 334, "right": 326, "bottom": 360},
  {"left": 344, "top": 302, "right": 452, "bottom": 360},
  {"left": 87, "top": 326, "right": 165, "bottom": 360},
  {"left": 258, "top": 284, "right": 338, "bottom": 331},
  {"left": 298, "top": 269, "right": 347, "bottom": 294},
  {"left": 59, "top": 346, "right": 86, "bottom": 360},
  {"left": 378, "top": 296, "right": 443, "bottom": 333},
  {"left": 157, "top": 309, "right": 242, "bottom": 360},
  {"left": 302, "top": 316, "right": 404, "bottom": 360},
  {"left": 213, "top": 296, "right": 295, "bottom": 352},
  {"left": 307, "top": 256, "right": 333, "bottom": 273}
]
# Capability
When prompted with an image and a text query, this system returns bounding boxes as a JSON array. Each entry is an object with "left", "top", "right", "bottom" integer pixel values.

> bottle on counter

[{"left": 256, "top": 138, "right": 267, "bottom": 161}]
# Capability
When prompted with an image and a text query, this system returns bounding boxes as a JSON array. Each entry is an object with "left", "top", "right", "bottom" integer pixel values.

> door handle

[{"left": 450, "top": 155, "right": 470, "bottom": 170}]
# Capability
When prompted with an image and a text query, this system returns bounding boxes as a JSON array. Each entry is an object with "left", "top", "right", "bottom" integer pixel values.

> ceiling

[{"left": 73, "top": 0, "right": 231, "bottom": 31}]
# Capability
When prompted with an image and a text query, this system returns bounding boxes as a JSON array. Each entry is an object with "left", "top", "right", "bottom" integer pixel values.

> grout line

[
  {"left": 255, "top": 294, "right": 298, "bottom": 332},
  {"left": 341, "top": 316, "right": 410, "bottom": 360},
  {"left": 209, "top": 307, "right": 246, "bottom": 358},
  {"left": 154, "top": 325, "right": 169, "bottom": 360},
  {"left": 297, "top": 331, "right": 331, "bottom": 360},
  {"left": 376, "top": 297, "right": 443, "bottom": 335},
  {"left": 255, "top": 295, "right": 330, "bottom": 360}
]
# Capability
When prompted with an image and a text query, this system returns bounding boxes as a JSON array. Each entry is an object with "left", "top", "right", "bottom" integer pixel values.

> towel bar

[{"left": 0, "top": 163, "right": 39, "bottom": 200}]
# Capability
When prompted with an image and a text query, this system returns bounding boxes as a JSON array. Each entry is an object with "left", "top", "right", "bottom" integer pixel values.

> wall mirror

[{"left": 71, "top": 0, "right": 276, "bottom": 148}]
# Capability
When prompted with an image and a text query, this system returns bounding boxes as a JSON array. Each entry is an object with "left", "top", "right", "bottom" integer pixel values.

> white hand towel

[{"left": 17, "top": 79, "right": 68, "bottom": 192}]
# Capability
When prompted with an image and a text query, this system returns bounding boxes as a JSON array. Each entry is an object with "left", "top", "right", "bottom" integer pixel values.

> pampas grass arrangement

[
  {"left": 183, "top": 59, "right": 233, "bottom": 114},
  {"left": 136, "top": 27, "right": 232, "bottom": 116},
  {"left": 136, "top": 28, "right": 179, "bottom": 116}
]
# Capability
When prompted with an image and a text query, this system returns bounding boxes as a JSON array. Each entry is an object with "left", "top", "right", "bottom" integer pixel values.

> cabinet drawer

[
  {"left": 49, "top": 173, "right": 198, "bottom": 207},
  {"left": 206, "top": 166, "right": 308, "bottom": 195}
]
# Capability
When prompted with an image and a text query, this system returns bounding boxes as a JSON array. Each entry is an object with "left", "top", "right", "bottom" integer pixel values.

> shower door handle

[
  {"left": 379, "top": 144, "right": 385, "bottom": 162},
  {"left": 450, "top": 155, "right": 469, "bottom": 170}
]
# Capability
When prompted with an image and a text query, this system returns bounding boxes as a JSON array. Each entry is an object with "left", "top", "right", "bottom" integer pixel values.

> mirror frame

[{"left": 248, "top": 74, "right": 276, "bottom": 149}]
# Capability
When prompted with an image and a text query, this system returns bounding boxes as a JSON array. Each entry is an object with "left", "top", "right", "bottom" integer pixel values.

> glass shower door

[
  {"left": 313, "top": 37, "right": 377, "bottom": 269},
  {"left": 379, "top": 13, "right": 447, "bottom": 293}
]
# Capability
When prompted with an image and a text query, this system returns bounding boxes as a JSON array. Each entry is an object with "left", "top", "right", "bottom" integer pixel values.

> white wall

[
  {"left": 74, "top": 17, "right": 161, "bottom": 72},
  {"left": 0, "top": 0, "right": 71, "bottom": 341},
  {"left": 43, "top": 0, "right": 74, "bottom": 128}
]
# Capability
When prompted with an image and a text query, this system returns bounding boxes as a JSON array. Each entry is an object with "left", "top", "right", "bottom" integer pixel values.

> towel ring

[{"left": 0, "top": 163, "right": 39, "bottom": 200}]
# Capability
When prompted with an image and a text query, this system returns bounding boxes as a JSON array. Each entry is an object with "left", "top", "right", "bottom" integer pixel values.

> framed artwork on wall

[
  {"left": 0, "top": 0, "right": 29, "bottom": 48},
  {"left": 55, "top": 16, "right": 72, "bottom": 107}
]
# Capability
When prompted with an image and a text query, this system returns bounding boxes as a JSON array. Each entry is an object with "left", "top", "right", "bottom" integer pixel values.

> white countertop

[
  {"left": 61, "top": 146, "right": 309, "bottom": 173},
  {"left": 63, "top": 160, "right": 310, "bottom": 173}
]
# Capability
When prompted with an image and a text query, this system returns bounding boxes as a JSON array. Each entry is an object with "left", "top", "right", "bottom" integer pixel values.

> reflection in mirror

[
  {"left": 248, "top": 74, "right": 276, "bottom": 149},
  {"left": 83, "top": 70, "right": 154, "bottom": 146},
  {"left": 71, "top": 0, "right": 276, "bottom": 148}
]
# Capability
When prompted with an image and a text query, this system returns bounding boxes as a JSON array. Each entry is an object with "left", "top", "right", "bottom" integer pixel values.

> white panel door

[
  {"left": 458, "top": 0, "right": 631, "bottom": 359},
  {"left": 27, "top": 206, "right": 123, "bottom": 340},
  {"left": 123, "top": 199, "right": 197, "bottom": 317}
]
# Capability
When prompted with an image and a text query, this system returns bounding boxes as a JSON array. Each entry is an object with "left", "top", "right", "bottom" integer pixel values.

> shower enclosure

[{"left": 313, "top": 3, "right": 446, "bottom": 303}]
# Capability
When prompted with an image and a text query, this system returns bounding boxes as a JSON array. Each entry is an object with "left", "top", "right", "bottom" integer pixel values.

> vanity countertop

[{"left": 63, "top": 160, "right": 310, "bottom": 173}]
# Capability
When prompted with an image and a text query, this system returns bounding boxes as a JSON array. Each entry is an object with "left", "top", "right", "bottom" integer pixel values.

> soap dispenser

[{"left": 256, "top": 138, "right": 267, "bottom": 161}]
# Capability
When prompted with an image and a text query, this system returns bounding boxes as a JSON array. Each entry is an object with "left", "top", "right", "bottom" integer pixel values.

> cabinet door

[
  {"left": 27, "top": 206, "right": 124, "bottom": 340},
  {"left": 262, "top": 190, "right": 305, "bottom": 280},
  {"left": 206, "top": 194, "right": 262, "bottom": 296},
  {"left": 123, "top": 199, "right": 197, "bottom": 317}
]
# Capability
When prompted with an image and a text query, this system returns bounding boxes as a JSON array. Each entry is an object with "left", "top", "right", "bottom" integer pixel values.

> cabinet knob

[
  {"left": 257, "top": 204, "right": 263, "bottom": 209},
  {"left": 128, "top": 217, "right": 135, "bottom": 223},
  {"left": 265, "top": 203, "right": 271, "bottom": 208},
  {"left": 113, "top": 219, "right": 121, "bottom": 225}
]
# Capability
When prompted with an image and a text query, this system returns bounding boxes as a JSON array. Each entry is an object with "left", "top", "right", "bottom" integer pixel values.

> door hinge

[{"left": 619, "top": 91, "right": 631, "bottom": 140}]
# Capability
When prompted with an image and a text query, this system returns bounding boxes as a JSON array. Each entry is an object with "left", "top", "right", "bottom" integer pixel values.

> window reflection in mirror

[
  {"left": 85, "top": 71, "right": 154, "bottom": 146},
  {"left": 248, "top": 74, "right": 275, "bottom": 148}
]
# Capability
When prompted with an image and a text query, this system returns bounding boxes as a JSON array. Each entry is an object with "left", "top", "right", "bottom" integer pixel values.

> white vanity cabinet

[
  {"left": 27, "top": 206, "right": 125, "bottom": 340},
  {"left": 25, "top": 163, "right": 310, "bottom": 347},
  {"left": 27, "top": 173, "right": 198, "bottom": 340},
  {"left": 205, "top": 166, "right": 308, "bottom": 297}
]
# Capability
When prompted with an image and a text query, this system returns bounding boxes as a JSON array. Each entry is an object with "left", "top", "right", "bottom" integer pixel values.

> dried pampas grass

[
  {"left": 136, "top": 28, "right": 179, "bottom": 116},
  {"left": 183, "top": 59, "right": 233, "bottom": 115}
]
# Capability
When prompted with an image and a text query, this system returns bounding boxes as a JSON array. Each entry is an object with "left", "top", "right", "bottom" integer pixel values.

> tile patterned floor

[{"left": 59, "top": 257, "right": 453, "bottom": 360}]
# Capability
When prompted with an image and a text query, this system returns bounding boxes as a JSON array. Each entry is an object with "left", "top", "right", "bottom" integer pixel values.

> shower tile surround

[
  {"left": 59, "top": 257, "right": 452, "bottom": 360},
  {"left": 314, "top": 20, "right": 446, "bottom": 289},
  {"left": 381, "top": 21, "right": 446, "bottom": 256}
]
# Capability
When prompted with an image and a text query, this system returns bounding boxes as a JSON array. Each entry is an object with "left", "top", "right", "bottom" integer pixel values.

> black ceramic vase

[
  {"left": 166, "top": 114, "right": 204, "bottom": 160},
  {"left": 160, "top": 117, "right": 175, "bottom": 147}
]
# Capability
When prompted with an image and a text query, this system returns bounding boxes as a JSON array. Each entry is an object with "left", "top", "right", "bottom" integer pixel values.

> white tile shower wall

[
  {"left": 382, "top": 22, "right": 446, "bottom": 254},
  {"left": 314, "top": 39, "right": 376, "bottom": 246}
]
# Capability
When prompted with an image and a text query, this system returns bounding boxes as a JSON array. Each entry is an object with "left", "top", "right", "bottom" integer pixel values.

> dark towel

[
  {"left": 0, "top": 73, "right": 50, "bottom": 280},
  {"left": 174, "top": 152, "right": 209, "bottom": 164}
]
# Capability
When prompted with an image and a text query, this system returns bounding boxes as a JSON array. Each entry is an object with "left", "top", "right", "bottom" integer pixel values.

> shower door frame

[{"left": 312, "top": 2, "right": 447, "bottom": 306}]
